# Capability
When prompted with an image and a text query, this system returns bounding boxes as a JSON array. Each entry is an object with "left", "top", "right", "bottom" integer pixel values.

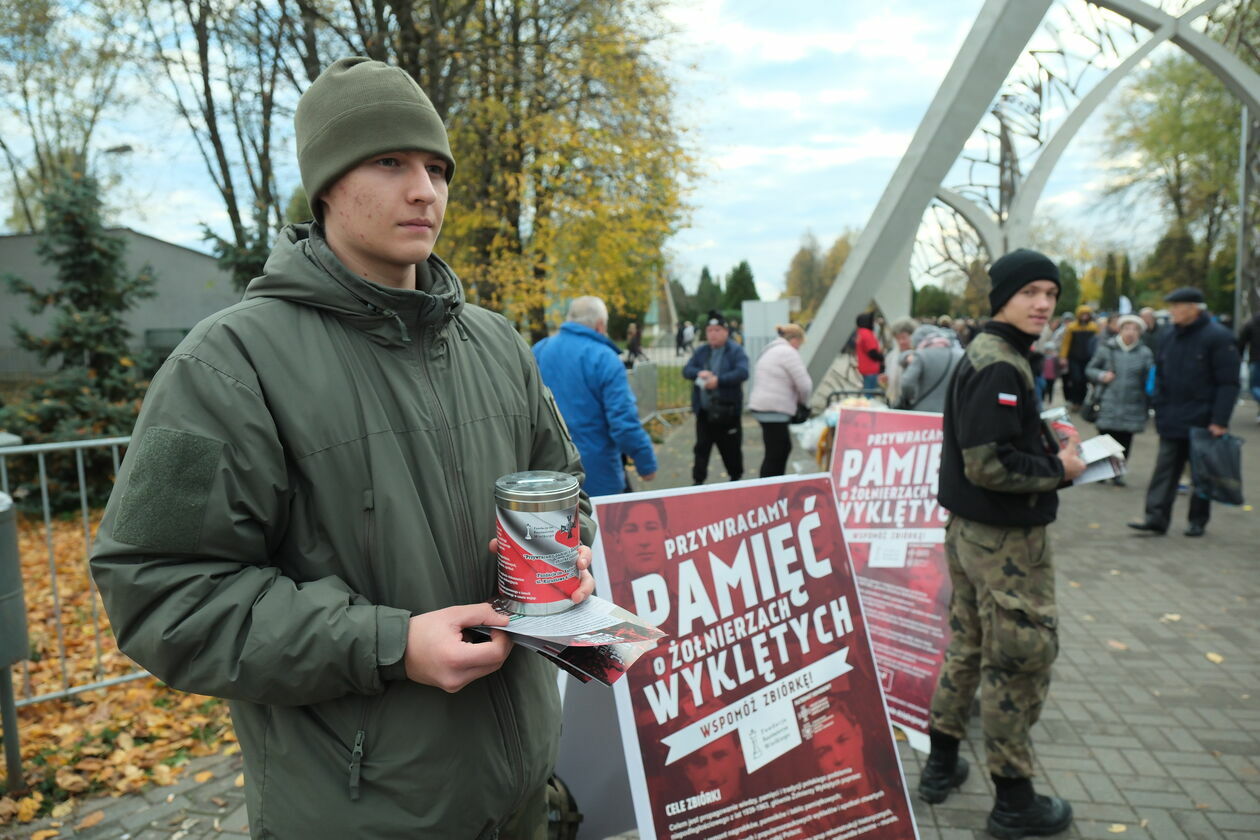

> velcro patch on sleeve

[{"left": 113, "top": 427, "right": 224, "bottom": 553}]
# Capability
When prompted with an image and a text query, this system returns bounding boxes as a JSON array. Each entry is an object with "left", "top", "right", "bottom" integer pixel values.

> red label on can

[{"left": 496, "top": 504, "right": 580, "bottom": 607}]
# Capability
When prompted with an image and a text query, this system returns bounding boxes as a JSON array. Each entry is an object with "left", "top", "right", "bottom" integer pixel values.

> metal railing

[{"left": 0, "top": 436, "right": 150, "bottom": 712}]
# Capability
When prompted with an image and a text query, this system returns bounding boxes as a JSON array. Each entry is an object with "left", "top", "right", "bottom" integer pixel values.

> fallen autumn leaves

[{"left": 1, "top": 513, "right": 234, "bottom": 826}]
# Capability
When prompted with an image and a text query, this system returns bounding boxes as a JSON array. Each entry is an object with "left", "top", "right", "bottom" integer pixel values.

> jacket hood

[{"left": 243, "top": 223, "right": 466, "bottom": 346}]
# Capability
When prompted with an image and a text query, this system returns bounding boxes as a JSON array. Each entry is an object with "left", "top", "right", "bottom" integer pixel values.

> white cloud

[{"left": 712, "top": 130, "right": 912, "bottom": 173}]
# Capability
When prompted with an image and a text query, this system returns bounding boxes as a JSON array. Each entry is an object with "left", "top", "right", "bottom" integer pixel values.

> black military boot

[
  {"left": 918, "top": 729, "right": 969, "bottom": 804},
  {"left": 987, "top": 775, "right": 1073, "bottom": 839}
]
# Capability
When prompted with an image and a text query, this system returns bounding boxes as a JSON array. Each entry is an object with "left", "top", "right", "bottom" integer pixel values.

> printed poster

[
  {"left": 828, "top": 407, "right": 950, "bottom": 752},
  {"left": 592, "top": 476, "right": 916, "bottom": 840}
]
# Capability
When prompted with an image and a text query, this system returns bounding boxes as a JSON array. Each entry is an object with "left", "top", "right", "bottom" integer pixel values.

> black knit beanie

[
  {"left": 988, "top": 249, "right": 1060, "bottom": 315},
  {"left": 295, "top": 57, "right": 456, "bottom": 222}
]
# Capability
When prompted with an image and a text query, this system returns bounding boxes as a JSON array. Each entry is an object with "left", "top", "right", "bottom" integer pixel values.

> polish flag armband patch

[{"left": 997, "top": 392, "right": 1018, "bottom": 407}]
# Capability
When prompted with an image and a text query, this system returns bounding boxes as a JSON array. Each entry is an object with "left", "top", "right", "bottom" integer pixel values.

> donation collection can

[{"left": 495, "top": 471, "right": 581, "bottom": 615}]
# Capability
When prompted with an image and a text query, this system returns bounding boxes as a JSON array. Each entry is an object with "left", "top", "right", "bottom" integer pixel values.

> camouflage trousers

[{"left": 929, "top": 515, "right": 1059, "bottom": 778}]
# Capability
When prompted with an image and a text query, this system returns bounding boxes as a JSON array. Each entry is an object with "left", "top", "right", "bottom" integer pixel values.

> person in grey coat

[
  {"left": 898, "top": 325, "right": 964, "bottom": 413},
  {"left": 1086, "top": 314, "right": 1154, "bottom": 486}
]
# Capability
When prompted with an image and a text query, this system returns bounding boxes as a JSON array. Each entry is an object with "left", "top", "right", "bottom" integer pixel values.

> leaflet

[{"left": 471, "top": 595, "right": 665, "bottom": 686}]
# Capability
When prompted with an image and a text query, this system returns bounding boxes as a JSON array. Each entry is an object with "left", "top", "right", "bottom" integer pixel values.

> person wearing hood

[
  {"left": 90, "top": 57, "right": 594, "bottom": 838},
  {"left": 854, "top": 311, "right": 884, "bottom": 393},
  {"left": 1085, "top": 314, "right": 1154, "bottom": 485},
  {"left": 897, "top": 324, "right": 964, "bottom": 413},
  {"left": 1058, "top": 304, "right": 1098, "bottom": 410},
  {"left": 534, "top": 296, "right": 658, "bottom": 495}
]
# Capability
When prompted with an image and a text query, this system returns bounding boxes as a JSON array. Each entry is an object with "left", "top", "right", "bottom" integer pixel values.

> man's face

[
  {"left": 1169, "top": 302, "right": 1200, "bottom": 326},
  {"left": 813, "top": 710, "right": 865, "bottom": 774},
  {"left": 995, "top": 280, "right": 1058, "bottom": 334},
  {"left": 681, "top": 735, "right": 742, "bottom": 804},
  {"left": 611, "top": 502, "right": 665, "bottom": 578},
  {"left": 706, "top": 324, "right": 729, "bottom": 347},
  {"left": 322, "top": 149, "right": 449, "bottom": 285},
  {"left": 1140, "top": 311, "right": 1156, "bottom": 328}
]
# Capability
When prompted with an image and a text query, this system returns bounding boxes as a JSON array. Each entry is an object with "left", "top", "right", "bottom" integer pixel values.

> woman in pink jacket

[{"left": 748, "top": 323, "right": 813, "bottom": 476}]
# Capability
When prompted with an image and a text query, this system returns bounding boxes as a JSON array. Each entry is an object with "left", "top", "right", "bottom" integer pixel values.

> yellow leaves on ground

[
  {"left": 17, "top": 793, "right": 44, "bottom": 822},
  {"left": 234, "top": 773, "right": 245, "bottom": 788},
  {"left": 76, "top": 810, "right": 105, "bottom": 829},
  {"left": 1160, "top": 613, "right": 1182, "bottom": 623},
  {"left": 31, "top": 829, "right": 61, "bottom": 840},
  {"left": 1205, "top": 652, "right": 1225, "bottom": 664},
  {"left": 1107, "top": 640, "right": 1130, "bottom": 651},
  {"left": 194, "top": 770, "right": 215, "bottom": 783},
  {"left": 2, "top": 515, "right": 234, "bottom": 825},
  {"left": 54, "top": 767, "right": 89, "bottom": 793},
  {"left": 1107, "top": 825, "right": 1128, "bottom": 834}
]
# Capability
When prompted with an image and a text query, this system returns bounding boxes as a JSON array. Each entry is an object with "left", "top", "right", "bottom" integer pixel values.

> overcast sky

[{"left": 94, "top": 0, "right": 1151, "bottom": 302}]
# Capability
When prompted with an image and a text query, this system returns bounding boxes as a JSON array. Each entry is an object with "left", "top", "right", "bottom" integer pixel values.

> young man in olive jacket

[
  {"left": 91, "top": 57, "right": 593, "bottom": 839},
  {"left": 920, "top": 249, "right": 1085, "bottom": 840}
]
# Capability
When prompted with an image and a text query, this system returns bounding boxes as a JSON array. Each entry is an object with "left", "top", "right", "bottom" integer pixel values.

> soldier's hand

[
  {"left": 1208, "top": 424, "right": 1227, "bottom": 437},
  {"left": 1057, "top": 438, "right": 1086, "bottom": 481},
  {"left": 404, "top": 604, "right": 513, "bottom": 693}
]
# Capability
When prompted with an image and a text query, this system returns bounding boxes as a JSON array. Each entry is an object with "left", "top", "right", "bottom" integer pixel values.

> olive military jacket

[{"left": 91, "top": 224, "right": 589, "bottom": 838}]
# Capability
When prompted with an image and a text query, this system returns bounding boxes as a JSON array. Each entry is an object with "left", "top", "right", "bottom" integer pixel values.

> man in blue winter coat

[
  {"left": 683, "top": 309, "right": 750, "bottom": 484},
  {"left": 534, "top": 296, "right": 658, "bottom": 495},
  {"left": 1128, "top": 287, "right": 1240, "bottom": 537}
]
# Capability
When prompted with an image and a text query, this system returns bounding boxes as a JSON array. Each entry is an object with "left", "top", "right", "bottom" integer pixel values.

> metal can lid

[{"left": 495, "top": 470, "right": 579, "bottom": 504}]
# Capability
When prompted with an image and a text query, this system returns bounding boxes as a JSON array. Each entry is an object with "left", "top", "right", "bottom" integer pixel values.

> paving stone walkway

[{"left": 5, "top": 399, "right": 1258, "bottom": 840}]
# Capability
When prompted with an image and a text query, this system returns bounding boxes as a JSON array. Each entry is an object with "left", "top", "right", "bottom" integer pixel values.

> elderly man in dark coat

[{"left": 1128, "top": 288, "right": 1240, "bottom": 537}]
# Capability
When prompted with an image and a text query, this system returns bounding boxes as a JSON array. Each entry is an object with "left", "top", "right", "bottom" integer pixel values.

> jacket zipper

[
  {"left": 415, "top": 325, "right": 529, "bottom": 816},
  {"left": 348, "top": 489, "right": 381, "bottom": 800}
]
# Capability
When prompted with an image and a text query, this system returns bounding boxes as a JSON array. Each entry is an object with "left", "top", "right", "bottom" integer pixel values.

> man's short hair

[{"left": 567, "top": 296, "right": 608, "bottom": 327}]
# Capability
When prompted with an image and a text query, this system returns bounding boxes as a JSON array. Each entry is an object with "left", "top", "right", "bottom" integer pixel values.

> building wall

[{"left": 0, "top": 228, "right": 242, "bottom": 377}]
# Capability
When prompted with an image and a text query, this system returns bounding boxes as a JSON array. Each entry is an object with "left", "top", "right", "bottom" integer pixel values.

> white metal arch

[{"left": 802, "top": 0, "right": 1259, "bottom": 385}]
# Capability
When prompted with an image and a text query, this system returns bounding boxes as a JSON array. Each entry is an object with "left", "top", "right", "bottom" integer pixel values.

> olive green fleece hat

[{"left": 295, "top": 56, "right": 456, "bottom": 221}]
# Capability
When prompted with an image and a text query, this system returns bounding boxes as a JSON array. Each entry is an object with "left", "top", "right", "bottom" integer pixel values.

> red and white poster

[
  {"left": 828, "top": 407, "right": 950, "bottom": 752},
  {"left": 592, "top": 476, "right": 916, "bottom": 840}
]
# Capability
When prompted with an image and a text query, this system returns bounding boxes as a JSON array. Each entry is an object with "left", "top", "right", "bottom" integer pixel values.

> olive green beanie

[{"left": 295, "top": 56, "right": 456, "bottom": 221}]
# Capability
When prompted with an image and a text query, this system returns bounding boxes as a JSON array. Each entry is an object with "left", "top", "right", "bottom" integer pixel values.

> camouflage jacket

[{"left": 938, "top": 321, "right": 1064, "bottom": 527}]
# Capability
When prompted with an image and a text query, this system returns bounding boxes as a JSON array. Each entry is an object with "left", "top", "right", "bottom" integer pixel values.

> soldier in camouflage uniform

[{"left": 923, "top": 249, "right": 1085, "bottom": 840}]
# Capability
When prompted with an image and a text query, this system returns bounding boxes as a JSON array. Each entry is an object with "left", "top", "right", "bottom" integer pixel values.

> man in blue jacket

[
  {"left": 534, "top": 296, "right": 658, "bottom": 496},
  {"left": 1129, "top": 287, "right": 1240, "bottom": 537},
  {"left": 683, "top": 310, "right": 750, "bottom": 484}
]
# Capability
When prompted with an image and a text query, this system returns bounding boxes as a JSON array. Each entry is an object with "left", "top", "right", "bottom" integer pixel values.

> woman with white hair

[
  {"left": 1085, "top": 314, "right": 1154, "bottom": 485},
  {"left": 748, "top": 323, "right": 812, "bottom": 476},
  {"left": 898, "top": 325, "right": 963, "bottom": 413}
]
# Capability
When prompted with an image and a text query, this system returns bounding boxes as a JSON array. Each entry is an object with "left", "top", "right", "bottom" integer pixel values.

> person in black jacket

[
  {"left": 1240, "top": 310, "right": 1260, "bottom": 422},
  {"left": 683, "top": 310, "right": 750, "bottom": 484},
  {"left": 1129, "top": 288, "right": 1241, "bottom": 537},
  {"left": 921, "top": 249, "right": 1085, "bottom": 840}
]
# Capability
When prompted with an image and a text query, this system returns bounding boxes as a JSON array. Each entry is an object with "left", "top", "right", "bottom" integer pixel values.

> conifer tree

[
  {"left": 0, "top": 172, "right": 156, "bottom": 507},
  {"left": 723, "top": 260, "right": 759, "bottom": 311}
]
